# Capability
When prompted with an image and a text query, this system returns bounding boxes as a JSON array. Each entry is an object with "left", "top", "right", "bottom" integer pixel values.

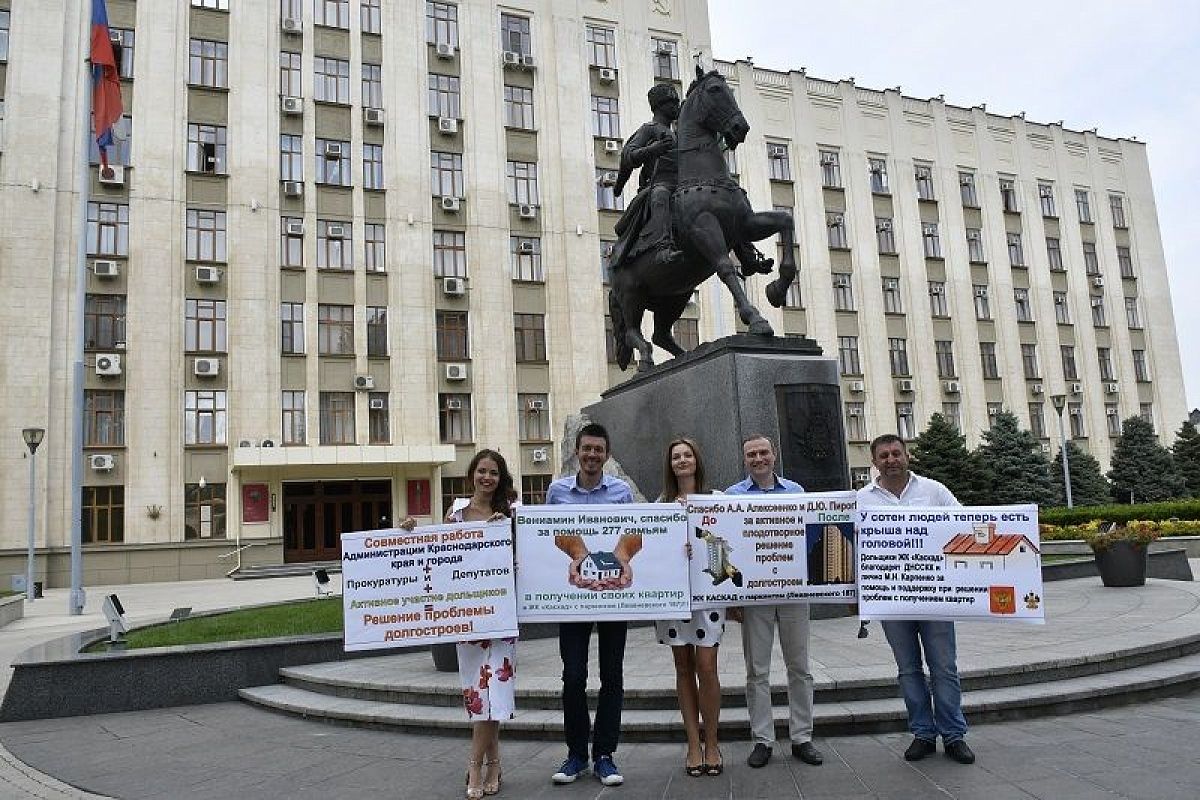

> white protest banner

[
  {"left": 856, "top": 505, "right": 1045, "bottom": 623},
  {"left": 341, "top": 520, "right": 518, "bottom": 651},
  {"left": 515, "top": 503, "right": 690, "bottom": 622},
  {"left": 687, "top": 491, "right": 858, "bottom": 608}
]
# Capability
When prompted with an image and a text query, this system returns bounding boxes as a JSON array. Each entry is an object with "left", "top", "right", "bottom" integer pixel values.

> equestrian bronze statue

[{"left": 607, "top": 66, "right": 799, "bottom": 372}]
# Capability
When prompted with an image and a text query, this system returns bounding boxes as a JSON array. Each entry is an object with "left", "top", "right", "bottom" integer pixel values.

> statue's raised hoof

[
  {"left": 636, "top": 358, "right": 655, "bottom": 373},
  {"left": 765, "top": 279, "right": 786, "bottom": 308},
  {"left": 748, "top": 319, "right": 774, "bottom": 337}
]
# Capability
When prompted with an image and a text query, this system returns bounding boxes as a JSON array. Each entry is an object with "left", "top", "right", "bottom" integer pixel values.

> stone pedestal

[{"left": 582, "top": 335, "right": 850, "bottom": 498}]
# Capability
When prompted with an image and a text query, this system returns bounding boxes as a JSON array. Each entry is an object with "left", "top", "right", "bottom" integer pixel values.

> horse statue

[{"left": 608, "top": 65, "right": 799, "bottom": 372}]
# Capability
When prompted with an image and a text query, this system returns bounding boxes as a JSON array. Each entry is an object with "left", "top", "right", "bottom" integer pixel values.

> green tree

[
  {"left": 908, "top": 414, "right": 973, "bottom": 495},
  {"left": 1108, "top": 417, "right": 1187, "bottom": 503},
  {"left": 974, "top": 410, "right": 1056, "bottom": 506},
  {"left": 1051, "top": 441, "right": 1111, "bottom": 507},
  {"left": 1172, "top": 421, "right": 1200, "bottom": 497}
]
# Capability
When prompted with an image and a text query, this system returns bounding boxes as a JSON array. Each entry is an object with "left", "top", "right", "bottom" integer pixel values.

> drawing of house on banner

[
  {"left": 943, "top": 522, "right": 1040, "bottom": 572},
  {"left": 580, "top": 551, "right": 623, "bottom": 581}
]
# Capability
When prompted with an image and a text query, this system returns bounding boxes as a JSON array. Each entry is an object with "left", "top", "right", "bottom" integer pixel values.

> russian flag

[{"left": 90, "top": 0, "right": 123, "bottom": 167}]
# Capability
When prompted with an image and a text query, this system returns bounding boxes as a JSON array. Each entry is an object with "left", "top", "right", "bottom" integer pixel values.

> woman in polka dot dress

[{"left": 654, "top": 438, "right": 726, "bottom": 776}]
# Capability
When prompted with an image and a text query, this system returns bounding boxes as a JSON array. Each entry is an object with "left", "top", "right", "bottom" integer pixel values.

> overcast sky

[{"left": 708, "top": 0, "right": 1199, "bottom": 418}]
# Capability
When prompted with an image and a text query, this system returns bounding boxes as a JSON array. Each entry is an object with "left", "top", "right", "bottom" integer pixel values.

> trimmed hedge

[{"left": 1039, "top": 499, "right": 1200, "bottom": 527}]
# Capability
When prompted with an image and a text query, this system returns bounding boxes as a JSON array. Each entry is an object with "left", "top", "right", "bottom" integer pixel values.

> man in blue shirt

[
  {"left": 547, "top": 423, "right": 634, "bottom": 788},
  {"left": 726, "top": 434, "right": 823, "bottom": 770}
]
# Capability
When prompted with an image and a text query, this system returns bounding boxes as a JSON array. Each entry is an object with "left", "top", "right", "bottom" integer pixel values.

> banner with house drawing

[
  {"left": 856, "top": 505, "right": 1045, "bottom": 623},
  {"left": 686, "top": 492, "right": 859, "bottom": 609},
  {"left": 341, "top": 520, "right": 519, "bottom": 651},
  {"left": 514, "top": 503, "right": 690, "bottom": 622}
]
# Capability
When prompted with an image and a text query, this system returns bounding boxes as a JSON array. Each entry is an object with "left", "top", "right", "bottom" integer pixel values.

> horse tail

[{"left": 607, "top": 289, "right": 634, "bottom": 371}]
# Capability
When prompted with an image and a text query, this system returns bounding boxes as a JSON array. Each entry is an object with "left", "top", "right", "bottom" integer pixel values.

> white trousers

[{"left": 741, "top": 603, "right": 813, "bottom": 745}]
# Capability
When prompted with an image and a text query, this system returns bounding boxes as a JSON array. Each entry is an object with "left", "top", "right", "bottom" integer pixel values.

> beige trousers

[{"left": 741, "top": 603, "right": 813, "bottom": 745}]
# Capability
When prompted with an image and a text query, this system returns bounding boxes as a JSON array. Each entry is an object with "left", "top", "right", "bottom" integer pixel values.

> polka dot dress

[{"left": 655, "top": 609, "right": 725, "bottom": 648}]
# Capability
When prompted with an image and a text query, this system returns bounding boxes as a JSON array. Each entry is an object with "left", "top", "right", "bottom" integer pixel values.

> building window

[
  {"left": 922, "top": 223, "right": 942, "bottom": 259},
  {"left": 999, "top": 177, "right": 1019, "bottom": 213},
  {"left": 1007, "top": 232, "right": 1025, "bottom": 266},
  {"left": 1132, "top": 349, "right": 1149, "bottom": 382},
  {"left": 724, "top": 148, "right": 739, "bottom": 177},
  {"left": 506, "top": 160, "right": 539, "bottom": 206},
  {"left": 315, "top": 0, "right": 350, "bottom": 29},
  {"left": 1061, "top": 345, "right": 1078, "bottom": 381},
  {"left": 914, "top": 163, "right": 935, "bottom": 201},
  {"left": 1140, "top": 403, "right": 1156, "bottom": 428},
  {"left": 0, "top": 11, "right": 9, "bottom": 62},
  {"left": 673, "top": 318, "right": 700, "bottom": 351},
  {"left": 1082, "top": 241, "right": 1099, "bottom": 275},
  {"left": 514, "top": 313, "right": 547, "bottom": 363},
  {"left": 1021, "top": 343, "right": 1040, "bottom": 379},
  {"left": 979, "top": 342, "right": 999, "bottom": 379},
  {"left": 522, "top": 474, "right": 552, "bottom": 505},
  {"left": 1029, "top": 402, "right": 1046, "bottom": 438},
  {"left": 1116, "top": 246, "right": 1135, "bottom": 279},
  {"left": 280, "top": 51, "right": 302, "bottom": 97},
  {"left": 1054, "top": 291, "right": 1071, "bottom": 324},
  {"left": 185, "top": 299, "right": 227, "bottom": 353},
  {"left": 428, "top": 73, "right": 459, "bottom": 119},
  {"left": 896, "top": 403, "right": 916, "bottom": 439},
  {"left": 85, "top": 390, "right": 125, "bottom": 446},
  {"left": 604, "top": 316, "right": 619, "bottom": 364},
  {"left": 1125, "top": 297, "right": 1141, "bottom": 329},
  {"left": 928, "top": 281, "right": 948, "bottom": 317},
  {"left": 316, "top": 138, "right": 351, "bottom": 186},
  {"left": 1097, "top": 347, "right": 1114, "bottom": 381},
  {"left": 845, "top": 402, "right": 866, "bottom": 441},
  {"left": 876, "top": 218, "right": 896, "bottom": 254},
  {"left": 504, "top": 84, "right": 535, "bottom": 129},
  {"left": 518, "top": 393, "right": 551, "bottom": 441},
  {"left": 362, "top": 144, "right": 384, "bottom": 190},
  {"left": 1075, "top": 188, "right": 1092, "bottom": 223},
  {"left": 1046, "top": 237, "right": 1064, "bottom": 271},
  {"left": 436, "top": 310, "right": 469, "bottom": 360},
  {"left": 1109, "top": 194, "right": 1127, "bottom": 228},
  {"left": 1068, "top": 402, "right": 1085, "bottom": 439},
  {"left": 587, "top": 25, "right": 616, "bottom": 68},
  {"left": 281, "top": 216, "right": 303, "bottom": 268},
  {"left": 433, "top": 230, "right": 467, "bottom": 277},
  {"left": 987, "top": 403, "right": 1004, "bottom": 424},
  {"left": 85, "top": 295, "right": 126, "bottom": 350},
  {"left": 82, "top": 487, "right": 124, "bottom": 544},
  {"left": 364, "top": 223, "right": 385, "bottom": 272},
  {"left": 600, "top": 240, "right": 615, "bottom": 284},
  {"left": 1105, "top": 404, "right": 1122, "bottom": 437},
  {"left": 965, "top": 228, "right": 985, "bottom": 263},
  {"left": 592, "top": 95, "right": 621, "bottom": 138},
  {"left": 888, "top": 338, "right": 910, "bottom": 377},
  {"left": 317, "top": 304, "right": 355, "bottom": 355},
  {"left": 368, "top": 392, "right": 389, "bottom": 444},
  {"left": 935, "top": 340, "right": 956, "bottom": 379},
  {"left": 868, "top": 157, "right": 889, "bottom": 193},
  {"left": 88, "top": 113, "right": 132, "bottom": 166},
  {"left": 838, "top": 336, "right": 861, "bottom": 375},
  {"left": 426, "top": 1, "right": 459, "bottom": 47},
  {"left": 500, "top": 12, "right": 531, "bottom": 55},
  {"left": 959, "top": 171, "right": 978, "bottom": 206},
  {"left": 281, "top": 302, "right": 305, "bottom": 354},
  {"left": 826, "top": 212, "right": 848, "bottom": 249},
  {"left": 188, "top": 39, "right": 228, "bottom": 88},
  {"left": 768, "top": 143, "right": 792, "bottom": 181},
  {"left": 184, "top": 390, "right": 227, "bottom": 445},
  {"left": 652, "top": 37, "right": 679, "bottom": 80},
  {"left": 366, "top": 306, "right": 387, "bottom": 357},
  {"left": 819, "top": 149, "right": 842, "bottom": 188},
  {"left": 361, "top": 0, "right": 382, "bottom": 34},
  {"left": 942, "top": 402, "right": 962, "bottom": 431},
  {"left": 319, "top": 392, "right": 356, "bottom": 444},
  {"left": 973, "top": 285, "right": 991, "bottom": 320},
  {"left": 439, "top": 393, "right": 472, "bottom": 443},
  {"left": 784, "top": 283, "right": 803, "bottom": 309},
  {"left": 442, "top": 476, "right": 470, "bottom": 515},
  {"left": 832, "top": 273, "right": 854, "bottom": 311},
  {"left": 193, "top": 0, "right": 229, "bottom": 9},
  {"left": 317, "top": 219, "right": 352, "bottom": 269},
  {"left": 1014, "top": 288, "right": 1033, "bottom": 322},
  {"left": 511, "top": 236, "right": 543, "bottom": 282},
  {"left": 282, "top": 390, "right": 306, "bottom": 445},
  {"left": 1091, "top": 293, "right": 1107, "bottom": 327},
  {"left": 186, "top": 123, "right": 227, "bottom": 174},
  {"left": 882, "top": 277, "right": 903, "bottom": 314},
  {"left": 112, "top": 28, "right": 135, "bottom": 80},
  {"left": 1038, "top": 183, "right": 1057, "bottom": 217},
  {"left": 431, "top": 151, "right": 464, "bottom": 197},
  {"left": 596, "top": 169, "right": 623, "bottom": 211},
  {"left": 362, "top": 63, "right": 383, "bottom": 109},
  {"left": 280, "top": 134, "right": 303, "bottom": 181},
  {"left": 185, "top": 209, "right": 227, "bottom": 262},
  {"left": 314, "top": 56, "right": 351, "bottom": 103}
]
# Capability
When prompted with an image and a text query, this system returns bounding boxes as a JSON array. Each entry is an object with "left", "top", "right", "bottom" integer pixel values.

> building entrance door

[{"left": 282, "top": 480, "right": 392, "bottom": 562}]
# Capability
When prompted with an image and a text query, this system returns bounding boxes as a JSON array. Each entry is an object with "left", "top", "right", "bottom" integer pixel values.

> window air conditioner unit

[
  {"left": 602, "top": 243, "right": 615, "bottom": 257},
  {"left": 847, "top": 406, "right": 863, "bottom": 417},
  {"left": 518, "top": 204, "right": 537, "bottom": 220},
  {"left": 820, "top": 153, "right": 838, "bottom": 166},
  {"left": 1105, "top": 382, "right": 1120, "bottom": 394},
  {"left": 437, "top": 116, "right": 458, "bottom": 135},
  {"left": 194, "top": 358, "right": 220, "bottom": 377},
  {"left": 1091, "top": 297, "right": 1105, "bottom": 307},
  {"left": 656, "top": 42, "right": 676, "bottom": 55},
  {"left": 943, "top": 381, "right": 961, "bottom": 394},
  {"left": 442, "top": 276, "right": 466, "bottom": 296},
  {"left": 502, "top": 51, "right": 521, "bottom": 67},
  {"left": 849, "top": 380, "right": 865, "bottom": 393},
  {"left": 89, "top": 454, "right": 116, "bottom": 472},
  {"left": 98, "top": 165, "right": 125, "bottom": 187},
  {"left": 531, "top": 447, "right": 549, "bottom": 463},
  {"left": 527, "top": 398, "right": 546, "bottom": 411},
  {"left": 1039, "top": 185, "right": 1054, "bottom": 198},
  {"left": 960, "top": 175, "right": 974, "bottom": 186},
  {"left": 1092, "top": 276, "right": 1105, "bottom": 287},
  {"left": 281, "top": 17, "right": 301, "bottom": 34},
  {"left": 768, "top": 145, "right": 787, "bottom": 159},
  {"left": 445, "top": 363, "right": 468, "bottom": 381},
  {"left": 326, "top": 224, "right": 346, "bottom": 239},
  {"left": 1031, "top": 383, "right": 1044, "bottom": 395},
  {"left": 95, "top": 353, "right": 122, "bottom": 376},
  {"left": 598, "top": 171, "right": 618, "bottom": 186},
  {"left": 354, "top": 375, "right": 375, "bottom": 391},
  {"left": 440, "top": 196, "right": 461, "bottom": 213},
  {"left": 281, "top": 96, "right": 303, "bottom": 115},
  {"left": 445, "top": 397, "right": 464, "bottom": 410},
  {"left": 109, "top": 30, "right": 123, "bottom": 45},
  {"left": 598, "top": 68, "right": 616, "bottom": 83},
  {"left": 260, "top": 437, "right": 279, "bottom": 447},
  {"left": 195, "top": 265, "right": 221, "bottom": 284},
  {"left": 929, "top": 284, "right": 944, "bottom": 295},
  {"left": 517, "top": 240, "right": 536, "bottom": 254},
  {"left": 973, "top": 287, "right": 988, "bottom": 298},
  {"left": 1069, "top": 382, "right": 1083, "bottom": 395},
  {"left": 323, "top": 142, "right": 343, "bottom": 158},
  {"left": 520, "top": 54, "right": 537, "bottom": 69},
  {"left": 435, "top": 42, "right": 455, "bottom": 59},
  {"left": 833, "top": 275, "right": 851, "bottom": 288},
  {"left": 238, "top": 438, "right": 257, "bottom": 448},
  {"left": 604, "top": 139, "right": 621, "bottom": 154},
  {"left": 897, "top": 379, "right": 915, "bottom": 393},
  {"left": 369, "top": 397, "right": 386, "bottom": 410},
  {"left": 363, "top": 107, "right": 385, "bottom": 126},
  {"left": 94, "top": 260, "right": 120, "bottom": 278},
  {"left": 285, "top": 221, "right": 305, "bottom": 236},
  {"left": 876, "top": 220, "right": 892, "bottom": 232},
  {"left": 283, "top": 181, "right": 304, "bottom": 197}
]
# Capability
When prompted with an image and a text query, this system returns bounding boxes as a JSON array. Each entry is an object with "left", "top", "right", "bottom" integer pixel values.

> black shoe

[
  {"left": 944, "top": 740, "right": 975, "bottom": 765},
  {"left": 746, "top": 743, "right": 772, "bottom": 768},
  {"left": 791, "top": 741, "right": 823, "bottom": 765},
  {"left": 904, "top": 737, "right": 936, "bottom": 761}
]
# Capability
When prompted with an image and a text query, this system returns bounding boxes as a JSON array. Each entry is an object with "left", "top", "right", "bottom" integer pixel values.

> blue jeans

[
  {"left": 881, "top": 620, "right": 967, "bottom": 743},
  {"left": 559, "top": 621, "right": 627, "bottom": 760}
]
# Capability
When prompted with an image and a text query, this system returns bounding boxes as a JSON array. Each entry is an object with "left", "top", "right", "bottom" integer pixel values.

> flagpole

[{"left": 68, "top": 0, "right": 92, "bottom": 615}]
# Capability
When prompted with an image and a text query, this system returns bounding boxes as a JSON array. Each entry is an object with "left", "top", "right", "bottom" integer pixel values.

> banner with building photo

[
  {"left": 514, "top": 504, "right": 690, "bottom": 622},
  {"left": 856, "top": 505, "right": 1045, "bottom": 623},
  {"left": 341, "top": 521, "right": 519, "bottom": 651},
  {"left": 686, "top": 491, "right": 858, "bottom": 608}
]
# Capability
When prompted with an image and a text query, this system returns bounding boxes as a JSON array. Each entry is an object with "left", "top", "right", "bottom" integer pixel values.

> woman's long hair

[
  {"left": 467, "top": 448, "right": 515, "bottom": 516},
  {"left": 660, "top": 437, "right": 708, "bottom": 501}
]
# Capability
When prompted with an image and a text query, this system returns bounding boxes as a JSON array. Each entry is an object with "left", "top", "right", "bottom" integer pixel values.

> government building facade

[{"left": 0, "top": 0, "right": 1185, "bottom": 585}]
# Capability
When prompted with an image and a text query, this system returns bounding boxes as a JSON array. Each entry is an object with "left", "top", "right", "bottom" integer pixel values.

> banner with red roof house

[{"left": 856, "top": 505, "right": 1044, "bottom": 623}]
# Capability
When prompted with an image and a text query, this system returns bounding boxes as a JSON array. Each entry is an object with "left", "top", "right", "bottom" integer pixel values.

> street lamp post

[
  {"left": 1051, "top": 395, "right": 1073, "bottom": 509},
  {"left": 22, "top": 428, "right": 46, "bottom": 601}
]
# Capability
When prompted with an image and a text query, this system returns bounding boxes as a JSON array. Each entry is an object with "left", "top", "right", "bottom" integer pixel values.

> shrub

[{"left": 1039, "top": 499, "right": 1200, "bottom": 527}]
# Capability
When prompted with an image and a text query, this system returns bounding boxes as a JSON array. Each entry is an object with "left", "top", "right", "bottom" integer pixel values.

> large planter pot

[
  {"left": 430, "top": 642, "right": 459, "bottom": 672},
  {"left": 1094, "top": 539, "right": 1149, "bottom": 587}
]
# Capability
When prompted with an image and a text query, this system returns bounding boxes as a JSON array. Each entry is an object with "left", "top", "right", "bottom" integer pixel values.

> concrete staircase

[{"left": 230, "top": 561, "right": 341, "bottom": 581}]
